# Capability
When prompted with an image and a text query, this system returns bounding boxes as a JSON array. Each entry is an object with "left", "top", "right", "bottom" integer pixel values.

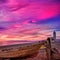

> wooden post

[{"left": 46, "top": 38, "right": 52, "bottom": 60}]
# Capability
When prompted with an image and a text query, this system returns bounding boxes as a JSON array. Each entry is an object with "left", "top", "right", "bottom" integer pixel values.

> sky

[{"left": 0, "top": 0, "right": 60, "bottom": 41}]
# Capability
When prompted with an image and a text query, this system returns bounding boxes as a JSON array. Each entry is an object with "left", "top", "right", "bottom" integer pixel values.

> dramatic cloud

[{"left": 0, "top": 0, "right": 60, "bottom": 43}]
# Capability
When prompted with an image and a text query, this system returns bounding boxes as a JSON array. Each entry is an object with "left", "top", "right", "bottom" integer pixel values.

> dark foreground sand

[
  {"left": 0, "top": 42, "right": 60, "bottom": 60},
  {"left": 9, "top": 49, "right": 60, "bottom": 60},
  {"left": 7, "top": 43, "right": 60, "bottom": 60},
  {"left": 8, "top": 49, "right": 47, "bottom": 60}
]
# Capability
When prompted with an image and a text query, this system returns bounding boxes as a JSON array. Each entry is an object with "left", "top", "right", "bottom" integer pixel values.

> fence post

[{"left": 46, "top": 38, "right": 52, "bottom": 60}]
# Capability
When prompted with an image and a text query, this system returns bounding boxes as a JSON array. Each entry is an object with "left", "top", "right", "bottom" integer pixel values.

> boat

[{"left": 0, "top": 41, "right": 44, "bottom": 58}]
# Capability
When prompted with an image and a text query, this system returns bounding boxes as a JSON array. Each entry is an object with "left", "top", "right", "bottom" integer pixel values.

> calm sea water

[{"left": 0, "top": 40, "right": 39, "bottom": 46}]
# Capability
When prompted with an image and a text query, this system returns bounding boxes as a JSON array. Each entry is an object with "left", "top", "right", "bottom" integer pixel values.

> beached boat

[{"left": 0, "top": 41, "right": 44, "bottom": 58}]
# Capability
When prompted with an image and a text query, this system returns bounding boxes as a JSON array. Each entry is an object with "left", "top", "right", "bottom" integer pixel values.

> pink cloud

[
  {"left": 0, "top": 0, "right": 60, "bottom": 42},
  {"left": 0, "top": 0, "right": 59, "bottom": 22},
  {"left": 11, "top": 2, "right": 59, "bottom": 23}
]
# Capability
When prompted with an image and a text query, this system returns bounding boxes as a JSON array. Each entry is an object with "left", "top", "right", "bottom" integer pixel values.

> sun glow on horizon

[{"left": 0, "top": 0, "right": 60, "bottom": 44}]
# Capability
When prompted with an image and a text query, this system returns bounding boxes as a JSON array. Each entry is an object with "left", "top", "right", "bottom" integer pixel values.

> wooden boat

[{"left": 0, "top": 41, "right": 44, "bottom": 58}]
